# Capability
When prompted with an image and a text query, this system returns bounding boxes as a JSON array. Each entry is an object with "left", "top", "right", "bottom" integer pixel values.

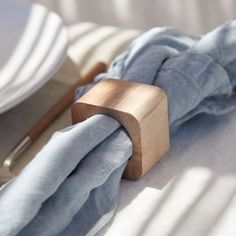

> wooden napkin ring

[{"left": 71, "top": 78, "right": 170, "bottom": 180}]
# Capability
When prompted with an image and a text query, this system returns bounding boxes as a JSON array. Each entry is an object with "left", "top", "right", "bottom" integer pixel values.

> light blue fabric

[{"left": 1, "top": 19, "right": 236, "bottom": 235}]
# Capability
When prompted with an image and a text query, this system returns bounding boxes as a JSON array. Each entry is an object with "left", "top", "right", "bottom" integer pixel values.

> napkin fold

[{"left": 1, "top": 19, "right": 236, "bottom": 236}]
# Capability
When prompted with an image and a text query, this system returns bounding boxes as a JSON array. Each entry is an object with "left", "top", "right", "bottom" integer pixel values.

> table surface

[{"left": 7, "top": 22, "right": 236, "bottom": 236}]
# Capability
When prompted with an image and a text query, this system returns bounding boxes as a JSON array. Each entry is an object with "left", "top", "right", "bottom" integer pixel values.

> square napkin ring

[{"left": 71, "top": 78, "right": 170, "bottom": 180}]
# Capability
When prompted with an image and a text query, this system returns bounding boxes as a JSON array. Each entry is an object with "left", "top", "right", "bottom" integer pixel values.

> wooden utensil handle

[{"left": 27, "top": 62, "right": 107, "bottom": 140}]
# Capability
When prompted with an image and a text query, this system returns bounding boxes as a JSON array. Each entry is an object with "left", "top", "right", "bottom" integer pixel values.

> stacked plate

[{"left": 0, "top": 0, "right": 68, "bottom": 113}]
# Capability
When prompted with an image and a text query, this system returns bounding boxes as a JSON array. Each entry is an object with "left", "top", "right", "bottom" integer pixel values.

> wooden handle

[{"left": 27, "top": 62, "right": 107, "bottom": 140}]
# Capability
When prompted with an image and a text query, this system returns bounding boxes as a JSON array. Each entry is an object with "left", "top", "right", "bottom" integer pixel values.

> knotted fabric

[{"left": 0, "top": 19, "right": 236, "bottom": 236}]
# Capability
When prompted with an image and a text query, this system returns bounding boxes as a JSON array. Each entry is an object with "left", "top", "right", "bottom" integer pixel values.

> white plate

[{"left": 0, "top": 0, "right": 68, "bottom": 113}]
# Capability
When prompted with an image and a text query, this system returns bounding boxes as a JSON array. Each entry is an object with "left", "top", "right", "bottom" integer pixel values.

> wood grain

[{"left": 71, "top": 78, "right": 170, "bottom": 180}]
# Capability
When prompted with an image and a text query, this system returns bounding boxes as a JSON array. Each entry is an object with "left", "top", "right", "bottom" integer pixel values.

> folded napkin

[{"left": 1, "top": 19, "right": 236, "bottom": 236}]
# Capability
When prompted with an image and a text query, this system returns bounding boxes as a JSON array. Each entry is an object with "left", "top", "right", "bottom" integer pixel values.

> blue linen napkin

[{"left": 0, "top": 19, "right": 236, "bottom": 236}]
